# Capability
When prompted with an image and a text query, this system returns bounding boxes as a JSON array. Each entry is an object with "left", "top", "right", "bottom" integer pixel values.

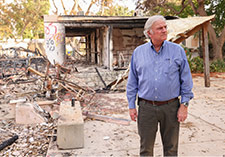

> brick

[
  {"left": 16, "top": 103, "right": 46, "bottom": 124},
  {"left": 57, "top": 101, "right": 84, "bottom": 149}
]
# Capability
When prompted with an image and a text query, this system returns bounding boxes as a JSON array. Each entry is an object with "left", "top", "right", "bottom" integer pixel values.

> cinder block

[
  {"left": 57, "top": 101, "right": 84, "bottom": 149},
  {"left": 16, "top": 103, "right": 46, "bottom": 124}
]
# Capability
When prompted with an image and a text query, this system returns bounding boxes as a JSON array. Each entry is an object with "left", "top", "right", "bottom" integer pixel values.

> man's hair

[{"left": 143, "top": 15, "right": 166, "bottom": 39}]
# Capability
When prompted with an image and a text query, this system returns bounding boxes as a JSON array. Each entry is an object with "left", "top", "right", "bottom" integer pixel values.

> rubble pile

[
  {"left": 0, "top": 119, "right": 56, "bottom": 156},
  {"left": 0, "top": 48, "right": 129, "bottom": 155}
]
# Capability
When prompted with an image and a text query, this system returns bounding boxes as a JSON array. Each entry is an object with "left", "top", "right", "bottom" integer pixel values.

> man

[{"left": 126, "top": 15, "right": 194, "bottom": 156}]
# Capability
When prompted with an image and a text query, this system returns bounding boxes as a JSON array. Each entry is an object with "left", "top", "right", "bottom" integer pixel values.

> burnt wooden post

[
  {"left": 86, "top": 35, "right": 91, "bottom": 63},
  {"left": 91, "top": 31, "right": 96, "bottom": 63},
  {"left": 96, "top": 29, "right": 101, "bottom": 65},
  {"left": 202, "top": 22, "right": 210, "bottom": 87},
  {"left": 105, "top": 25, "right": 113, "bottom": 70}
]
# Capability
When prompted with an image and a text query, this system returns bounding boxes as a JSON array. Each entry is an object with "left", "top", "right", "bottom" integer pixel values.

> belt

[{"left": 139, "top": 97, "right": 178, "bottom": 106}]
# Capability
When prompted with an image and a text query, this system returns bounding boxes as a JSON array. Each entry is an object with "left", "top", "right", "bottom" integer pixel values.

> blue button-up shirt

[{"left": 126, "top": 40, "right": 194, "bottom": 109}]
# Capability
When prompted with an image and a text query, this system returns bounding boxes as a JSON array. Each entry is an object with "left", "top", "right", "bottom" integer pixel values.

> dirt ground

[
  {"left": 46, "top": 73, "right": 225, "bottom": 156},
  {"left": 0, "top": 71, "right": 225, "bottom": 156}
]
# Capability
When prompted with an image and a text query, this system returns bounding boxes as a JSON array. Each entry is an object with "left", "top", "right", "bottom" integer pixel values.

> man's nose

[{"left": 162, "top": 27, "right": 167, "bottom": 32}]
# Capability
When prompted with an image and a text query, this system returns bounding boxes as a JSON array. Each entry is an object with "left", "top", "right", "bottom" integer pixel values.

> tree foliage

[
  {"left": 0, "top": 0, "right": 50, "bottom": 40},
  {"left": 206, "top": 0, "right": 225, "bottom": 35},
  {"left": 96, "top": 4, "right": 134, "bottom": 16},
  {"left": 136, "top": 0, "right": 195, "bottom": 18},
  {"left": 136, "top": 0, "right": 225, "bottom": 60},
  {"left": 51, "top": 0, "right": 133, "bottom": 16}
]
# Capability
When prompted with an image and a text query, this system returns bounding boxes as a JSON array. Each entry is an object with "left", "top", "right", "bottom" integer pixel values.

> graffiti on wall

[
  {"left": 44, "top": 22, "right": 65, "bottom": 65},
  {"left": 45, "top": 23, "right": 65, "bottom": 52}
]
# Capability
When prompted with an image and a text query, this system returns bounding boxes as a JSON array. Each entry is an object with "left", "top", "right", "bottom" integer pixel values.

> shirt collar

[{"left": 149, "top": 40, "right": 167, "bottom": 52}]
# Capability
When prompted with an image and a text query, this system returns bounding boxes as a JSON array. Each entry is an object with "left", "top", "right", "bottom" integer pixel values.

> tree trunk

[
  {"left": 207, "top": 24, "right": 222, "bottom": 60},
  {"left": 197, "top": 0, "right": 224, "bottom": 60}
]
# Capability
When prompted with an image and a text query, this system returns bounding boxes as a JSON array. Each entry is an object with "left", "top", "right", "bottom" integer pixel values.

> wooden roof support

[
  {"left": 202, "top": 22, "right": 210, "bottom": 87},
  {"left": 173, "top": 21, "right": 211, "bottom": 87}
]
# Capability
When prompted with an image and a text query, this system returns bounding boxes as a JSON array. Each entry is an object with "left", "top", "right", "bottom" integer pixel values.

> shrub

[
  {"left": 210, "top": 60, "right": 225, "bottom": 72},
  {"left": 185, "top": 47, "right": 225, "bottom": 73},
  {"left": 190, "top": 56, "right": 204, "bottom": 73}
]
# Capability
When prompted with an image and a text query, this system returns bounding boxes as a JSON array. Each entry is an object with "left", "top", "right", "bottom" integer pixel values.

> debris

[
  {"left": 0, "top": 52, "right": 130, "bottom": 154},
  {"left": 106, "top": 65, "right": 130, "bottom": 90},
  {"left": 36, "top": 100, "right": 56, "bottom": 106},
  {"left": 0, "top": 135, "right": 19, "bottom": 151},
  {"left": 15, "top": 103, "right": 48, "bottom": 124},
  {"left": 9, "top": 98, "right": 27, "bottom": 104},
  {"left": 28, "top": 137, "right": 34, "bottom": 143},
  {"left": 57, "top": 101, "right": 84, "bottom": 149},
  {"left": 95, "top": 67, "right": 107, "bottom": 89},
  {"left": 103, "top": 136, "right": 110, "bottom": 140},
  {"left": 27, "top": 67, "right": 45, "bottom": 78},
  {"left": 83, "top": 112, "right": 130, "bottom": 126},
  {"left": 0, "top": 119, "right": 55, "bottom": 156}
]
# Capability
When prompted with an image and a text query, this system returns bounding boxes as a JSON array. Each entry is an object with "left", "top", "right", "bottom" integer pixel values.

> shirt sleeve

[
  {"left": 179, "top": 48, "right": 194, "bottom": 104},
  {"left": 126, "top": 52, "right": 138, "bottom": 109}
]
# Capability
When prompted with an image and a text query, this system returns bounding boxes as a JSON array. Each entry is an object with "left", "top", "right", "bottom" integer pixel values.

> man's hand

[
  {"left": 177, "top": 104, "right": 188, "bottom": 122},
  {"left": 129, "top": 108, "right": 137, "bottom": 122}
]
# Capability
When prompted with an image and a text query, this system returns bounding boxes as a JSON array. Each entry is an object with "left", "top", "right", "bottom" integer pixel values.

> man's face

[{"left": 148, "top": 20, "right": 167, "bottom": 43}]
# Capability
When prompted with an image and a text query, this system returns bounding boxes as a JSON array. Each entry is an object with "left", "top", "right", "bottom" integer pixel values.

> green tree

[
  {"left": 96, "top": 4, "right": 134, "bottom": 16},
  {"left": 0, "top": 0, "right": 50, "bottom": 40},
  {"left": 136, "top": 0, "right": 225, "bottom": 60},
  {"left": 51, "top": 0, "right": 115, "bottom": 16}
]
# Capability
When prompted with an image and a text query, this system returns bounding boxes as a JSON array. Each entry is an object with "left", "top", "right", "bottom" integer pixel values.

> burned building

[{"left": 44, "top": 15, "right": 149, "bottom": 70}]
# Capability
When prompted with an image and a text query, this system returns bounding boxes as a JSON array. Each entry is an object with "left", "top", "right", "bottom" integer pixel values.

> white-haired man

[{"left": 126, "top": 15, "right": 194, "bottom": 156}]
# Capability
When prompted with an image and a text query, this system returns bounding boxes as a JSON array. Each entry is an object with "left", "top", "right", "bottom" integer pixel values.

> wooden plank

[
  {"left": 107, "top": 65, "right": 130, "bottom": 90},
  {"left": 27, "top": 67, "right": 45, "bottom": 77},
  {"left": 36, "top": 100, "right": 56, "bottom": 106},
  {"left": 83, "top": 112, "right": 130, "bottom": 126},
  {"left": 202, "top": 22, "right": 210, "bottom": 87}
]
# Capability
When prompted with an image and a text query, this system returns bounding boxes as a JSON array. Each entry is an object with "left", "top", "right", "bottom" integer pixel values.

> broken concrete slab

[
  {"left": 15, "top": 103, "right": 47, "bottom": 124},
  {"left": 57, "top": 101, "right": 84, "bottom": 149}
]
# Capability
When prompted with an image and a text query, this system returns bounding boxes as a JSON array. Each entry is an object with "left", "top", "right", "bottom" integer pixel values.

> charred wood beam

[
  {"left": 107, "top": 65, "right": 130, "bottom": 90},
  {"left": 0, "top": 135, "right": 19, "bottom": 151},
  {"left": 64, "top": 23, "right": 145, "bottom": 28},
  {"left": 0, "top": 57, "right": 47, "bottom": 78},
  {"left": 0, "top": 58, "right": 28, "bottom": 69},
  {"left": 27, "top": 67, "right": 46, "bottom": 77},
  {"left": 83, "top": 112, "right": 130, "bottom": 126},
  {"left": 95, "top": 67, "right": 107, "bottom": 89},
  {"left": 2, "top": 78, "right": 38, "bottom": 85}
]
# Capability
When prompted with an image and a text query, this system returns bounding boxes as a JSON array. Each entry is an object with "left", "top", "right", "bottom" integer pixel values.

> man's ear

[{"left": 147, "top": 31, "right": 152, "bottom": 38}]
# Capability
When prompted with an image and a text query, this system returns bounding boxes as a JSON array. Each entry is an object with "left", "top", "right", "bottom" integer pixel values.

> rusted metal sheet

[{"left": 167, "top": 15, "right": 215, "bottom": 43}]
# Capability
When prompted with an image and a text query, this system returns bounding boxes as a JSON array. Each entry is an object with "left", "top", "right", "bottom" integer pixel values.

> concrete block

[
  {"left": 57, "top": 101, "right": 84, "bottom": 149},
  {"left": 16, "top": 103, "right": 46, "bottom": 124}
]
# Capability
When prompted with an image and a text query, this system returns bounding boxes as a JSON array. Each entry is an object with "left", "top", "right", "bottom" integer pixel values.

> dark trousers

[{"left": 138, "top": 98, "right": 180, "bottom": 156}]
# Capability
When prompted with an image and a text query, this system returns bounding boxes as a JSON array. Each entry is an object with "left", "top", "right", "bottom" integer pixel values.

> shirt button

[
  {"left": 155, "top": 88, "right": 157, "bottom": 90},
  {"left": 155, "top": 78, "right": 157, "bottom": 81},
  {"left": 155, "top": 96, "right": 158, "bottom": 99}
]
